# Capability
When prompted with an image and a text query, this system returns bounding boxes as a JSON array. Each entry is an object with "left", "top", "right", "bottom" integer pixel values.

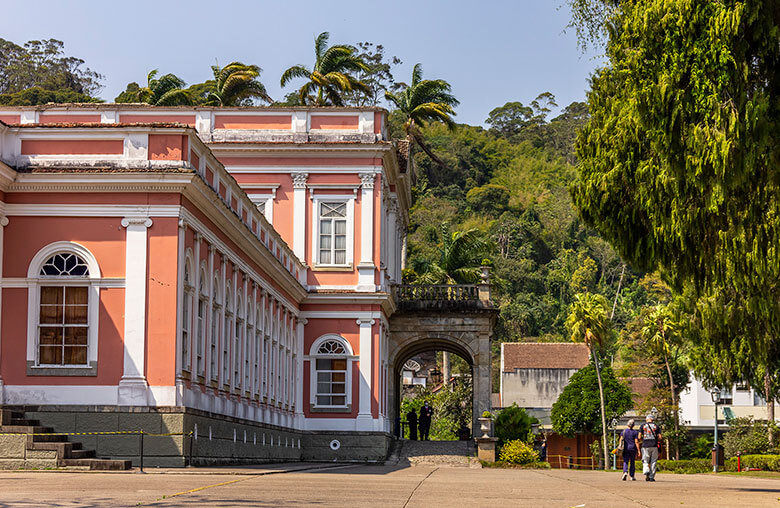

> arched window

[
  {"left": 210, "top": 276, "right": 220, "bottom": 382},
  {"left": 310, "top": 335, "right": 353, "bottom": 409},
  {"left": 181, "top": 257, "right": 193, "bottom": 372},
  {"left": 196, "top": 266, "right": 208, "bottom": 376},
  {"left": 223, "top": 282, "right": 232, "bottom": 384},
  {"left": 28, "top": 242, "right": 101, "bottom": 375},
  {"left": 254, "top": 304, "right": 262, "bottom": 396}
]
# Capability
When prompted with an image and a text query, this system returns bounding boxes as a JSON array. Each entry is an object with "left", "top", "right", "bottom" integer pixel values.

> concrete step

[
  {"left": 68, "top": 449, "right": 95, "bottom": 459},
  {"left": 0, "top": 425, "right": 53, "bottom": 434},
  {"left": 59, "top": 458, "right": 132, "bottom": 471},
  {"left": 393, "top": 440, "right": 478, "bottom": 467},
  {"left": 0, "top": 409, "right": 25, "bottom": 425},
  {"left": 30, "top": 442, "right": 73, "bottom": 455},
  {"left": 10, "top": 418, "right": 40, "bottom": 426},
  {"left": 29, "top": 433, "right": 68, "bottom": 443}
]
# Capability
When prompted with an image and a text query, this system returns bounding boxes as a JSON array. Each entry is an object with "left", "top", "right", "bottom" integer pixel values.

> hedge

[
  {"left": 657, "top": 459, "right": 711, "bottom": 474},
  {"left": 724, "top": 454, "right": 780, "bottom": 472}
]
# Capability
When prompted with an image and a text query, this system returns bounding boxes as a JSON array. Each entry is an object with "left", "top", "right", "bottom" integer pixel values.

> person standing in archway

[
  {"left": 419, "top": 401, "right": 434, "bottom": 440},
  {"left": 406, "top": 408, "right": 418, "bottom": 440}
]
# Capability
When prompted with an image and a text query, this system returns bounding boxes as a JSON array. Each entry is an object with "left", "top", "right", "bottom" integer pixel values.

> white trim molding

[
  {"left": 292, "top": 172, "right": 308, "bottom": 261},
  {"left": 310, "top": 194, "right": 355, "bottom": 269},
  {"left": 356, "top": 318, "right": 375, "bottom": 430}
]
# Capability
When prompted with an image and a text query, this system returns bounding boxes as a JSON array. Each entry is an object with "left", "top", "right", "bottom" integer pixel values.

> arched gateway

[{"left": 388, "top": 281, "right": 496, "bottom": 434}]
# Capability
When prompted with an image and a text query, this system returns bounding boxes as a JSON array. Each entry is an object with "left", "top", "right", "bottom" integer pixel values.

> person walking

[
  {"left": 619, "top": 419, "right": 639, "bottom": 481},
  {"left": 418, "top": 401, "right": 434, "bottom": 440},
  {"left": 637, "top": 414, "right": 662, "bottom": 482},
  {"left": 406, "top": 408, "right": 418, "bottom": 440}
]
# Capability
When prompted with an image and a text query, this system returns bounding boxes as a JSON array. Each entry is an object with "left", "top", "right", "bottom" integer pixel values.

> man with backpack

[{"left": 637, "top": 414, "right": 662, "bottom": 482}]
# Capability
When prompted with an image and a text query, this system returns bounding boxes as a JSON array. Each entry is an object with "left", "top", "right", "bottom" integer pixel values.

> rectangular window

[
  {"left": 263, "top": 339, "right": 269, "bottom": 396},
  {"left": 182, "top": 291, "right": 191, "bottom": 371},
  {"left": 39, "top": 286, "right": 89, "bottom": 366},
  {"left": 197, "top": 299, "right": 205, "bottom": 375},
  {"left": 234, "top": 319, "right": 242, "bottom": 388},
  {"left": 315, "top": 358, "right": 347, "bottom": 406},
  {"left": 223, "top": 315, "right": 231, "bottom": 384},
  {"left": 210, "top": 306, "right": 219, "bottom": 381},
  {"left": 318, "top": 202, "right": 347, "bottom": 265},
  {"left": 254, "top": 329, "right": 260, "bottom": 394}
]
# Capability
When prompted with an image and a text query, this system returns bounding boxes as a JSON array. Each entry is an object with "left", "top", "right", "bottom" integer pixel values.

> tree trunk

[
  {"left": 610, "top": 264, "right": 625, "bottom": 320},
  {"left": 442, "top": 351, "right": 451, "bottom": 386},
  {"left": 766, "top": 372, "right": 775, "bottom": 446},
  {"left": 663, "top": 349, "right": 679, "bottom": 460},
  {"left": 592, "top": 349, "right": 610, "bottom": 469},
  {"left": 411, "top": 131, "right": 447, "bottom": 168}
]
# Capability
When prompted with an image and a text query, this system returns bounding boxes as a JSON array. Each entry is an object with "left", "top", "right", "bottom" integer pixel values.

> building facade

[{"left": 0, "top": 104, "right": 413, "bottom": 464}]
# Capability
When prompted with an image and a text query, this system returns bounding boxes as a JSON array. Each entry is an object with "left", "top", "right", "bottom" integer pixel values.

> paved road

[{"left": 0, "top": 465, "right": 779, "bottom": 507}]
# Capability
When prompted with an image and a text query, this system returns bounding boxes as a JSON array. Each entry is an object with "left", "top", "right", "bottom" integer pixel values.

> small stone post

[
  {"left": 475, "top": 416, "right": 498, "bottom": 462},
  {"left": 478, "top": 266, "right": 491, "bottom": 305}
]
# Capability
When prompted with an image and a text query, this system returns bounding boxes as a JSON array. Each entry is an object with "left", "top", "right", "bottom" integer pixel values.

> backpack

[{"left": 642, "top": 423, "right": 657, "bottom": 442}]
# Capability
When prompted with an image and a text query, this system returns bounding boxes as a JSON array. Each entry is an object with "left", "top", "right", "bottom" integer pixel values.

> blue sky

[{"left": 1, "top": 0, "right": 603, "bottom": 126}]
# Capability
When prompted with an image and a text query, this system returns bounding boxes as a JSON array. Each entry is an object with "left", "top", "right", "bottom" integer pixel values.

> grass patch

[{"left": 719, "top": 470, "right": 780, "bottom": 480}]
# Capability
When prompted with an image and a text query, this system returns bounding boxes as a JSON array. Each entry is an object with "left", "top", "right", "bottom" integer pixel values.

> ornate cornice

[
  {"left": 359, "top": 172, "right": 375, "bottom": 189},
  {"left": 291, "top": 172, "right": 309, "bottom": 189}
]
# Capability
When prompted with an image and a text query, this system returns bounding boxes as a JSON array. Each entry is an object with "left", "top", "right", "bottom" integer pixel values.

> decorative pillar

[
  {"left": 295, "top": 317, "right": 306, "bottom": 429},
  {"left": 387, "top": 199, "right": 398, "bottom": 283},
  {"left": 292, "top": 172, "right": 308, "bottom": 262},
  {"left": 175, "top": 219, "right": 187, "bottom": 406},
  {"left": 356, "top": 318, "right": 375, "bottom": 430},
  {"left": 357, "top": 173, "right": 376, "bottom": 292},
  {"left": 118, "top": 217, "right": 153, "bottom": 406},
  {"left": 0, "top": 215, "right": 8, "bottom": 404}
]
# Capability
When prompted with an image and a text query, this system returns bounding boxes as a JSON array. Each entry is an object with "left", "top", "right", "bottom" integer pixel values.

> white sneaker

[{"left": 622, "top": 472, "right": 627, "bottom": 481}]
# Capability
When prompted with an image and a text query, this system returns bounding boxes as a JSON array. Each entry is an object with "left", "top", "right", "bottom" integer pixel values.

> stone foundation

[{"left": 4, "top": 406, "right": 391, "bottom": 467}]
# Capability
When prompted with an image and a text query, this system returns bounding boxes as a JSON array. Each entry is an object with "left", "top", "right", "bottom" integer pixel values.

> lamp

[
  {"left": 611, "top": 418, "right": 619, "bottom": 470},
  {"left": 711, "top": 387, "right": 721, "bottom": 472}
]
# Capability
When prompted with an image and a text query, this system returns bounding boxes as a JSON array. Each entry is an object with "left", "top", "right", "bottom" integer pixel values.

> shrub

[
  {"left": 724, "top": 454, "right": 780, "bottom": 472},
  {"left": 498, "top": 439, "right": 540, "bottom": 464},
  {"left": 657, "top": 459, "right": 711, "bottom": 474},
  {"left": 722, "top": 417, "right": 776, "bottom": 458},
  {"left": 682, "top": 435, "right": 713, "bottom": 459},
  {"left": 495, "top": 404, "right": 537, "bottom": 446},
  {"left": 482, "top": 410, "right": 492, "bottom": 418}
]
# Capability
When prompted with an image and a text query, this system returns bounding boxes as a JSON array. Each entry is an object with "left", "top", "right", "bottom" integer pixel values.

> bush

[
  {"left": 657, "top": 459, "right": 711, "bottom": 474},
  {"left": 482, "top": 460, "right": 551, "bottom": 469},
  {"left": 722, "top": 417, "right": 777, "bottom": 458},
  {"left": 682, "top": 435, "right": 714, "bottom": 459},
  {"left": 498, "top": 439, "right": 540, "bottom": 464},
  {"left": 494, "top": 404, "right": 537, "bottom": 446},
  {"left": 724, "top": 454, "right": 780, "bottom": 472}
]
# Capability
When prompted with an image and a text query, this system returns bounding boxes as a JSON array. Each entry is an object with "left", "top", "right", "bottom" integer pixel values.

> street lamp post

[
  {"left": 611, "top": 418, "right": 619, "bottom": 470},
  {"left": 711, "top": 388, "right": 721, "bottom": 473}
]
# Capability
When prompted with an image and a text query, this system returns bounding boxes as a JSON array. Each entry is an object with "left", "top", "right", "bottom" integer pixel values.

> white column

[
  {"left": 292, "top": 172, "right": 308, "bottom": 262},
  {"left": 175, "top": 219, "right": 187, "bottom": 406},
  {"left": 357, "top": 173, "right": 376, "bottom": 292},
  {"left": 295, "top": 317, "right": 305, "bottom": 429},
  {"left": 118, "top": 217, "right": 153, "bottom": 406},
  {"left": 387, "top": 200, "right": 398, "bottom": 283},
  {"left": 0, "top": 215, "right": 8, "bottom": 404},
  {"left": 193, "top": 233, "right": 201, "bottom": 376},
  {"left": 356, "top": 318, "right": 375, "bottom": 430}
]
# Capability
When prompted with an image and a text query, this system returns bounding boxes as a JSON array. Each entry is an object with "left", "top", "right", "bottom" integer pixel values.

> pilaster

[
  {"left": 292, "top": 172, "right": 308, "bottom": 262},
  {"left": 356, "top": 318, "right": 375, "bottom": 430},
  {"left": 118, "top": 217, "right": 153, "bottom": 406},
  {"left": 0, "top": 215, "right": 8, "bottom": 404},
  {"left": 357, "top": 172, "right": 376, "bottom": 292}
]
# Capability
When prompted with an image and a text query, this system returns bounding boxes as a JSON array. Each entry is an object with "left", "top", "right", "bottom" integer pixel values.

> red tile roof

[{"left": 502, "top": 342, "right": 590, "bottom": 371}]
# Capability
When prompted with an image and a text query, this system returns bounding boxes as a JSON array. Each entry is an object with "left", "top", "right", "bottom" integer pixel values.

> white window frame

[
  {"left": 234, "top": 293, "right": 244, "bottom": 390},
  {"left": 248, "top": 194, "right": 275, "bottom": 224},
  {"left": 310, "top": 194, "right": 355, "bottom": 268},
  {"left": 26, "top": 242, "right": 102, "bottom": 375},
  {"left": 223, "top": 281, "right": 233, "bottom": 385},
  {"left": 210, "top": 276, "right": 221, "bottom": 382},
  {"left": 308, "top": 334, "right": 356, "bottom": 410}
]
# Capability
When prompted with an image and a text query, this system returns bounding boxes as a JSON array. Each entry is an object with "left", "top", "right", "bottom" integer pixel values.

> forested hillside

[{"left": 393, "top": 96, "right": 658, "bottom": 345}]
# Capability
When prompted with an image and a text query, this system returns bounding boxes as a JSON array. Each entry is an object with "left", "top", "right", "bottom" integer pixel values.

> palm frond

[{"left": 280, "top": 65, "right": 310, "bottom": 87}]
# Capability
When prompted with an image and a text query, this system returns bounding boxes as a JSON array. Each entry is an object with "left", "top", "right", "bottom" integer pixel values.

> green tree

[
  {"left": 486, "top": 101, "right": 533, "bottom": 138},
  {"left": 116, "top": 70, "right": 191, "bottom": 106},
  {"left": 343, "top": 42, "right": 402, "bottom": 107},
  {"left": 414, "top": 224, "right": 492, "bottom": 285},
  {"left": 280, "top": 32, "right": 369, "bottom": 106},
  {"left": 0, "top": 38, "right": 103, "bottom": 103},
  {"left": 199, "top": 62, "right": 271, "bottom": 106},
  {"left": 551, "top": 363, "right": 632, "bottom": 439},
  {"left": 565, "top": 292, "right": 615, "bottom": 467},
  {"left": 384, "top": 63, "right": 459, "bottom": 166},
  {"left": 494, "top": 404, "right": 538, "bottom": 446},
  {"left": 571, "top": 0, "right": 780, "bottom": 444},
  {"left": 465, "top": 184, "right": 511, "bottom": 216},
  {"left": 640, "top": 304, "right": 683, "bottom": 458}
]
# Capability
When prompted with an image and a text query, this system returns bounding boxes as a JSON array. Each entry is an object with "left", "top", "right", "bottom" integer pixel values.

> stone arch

[{"left": 388, "top": 312, "right": 494, "bottom": 438}]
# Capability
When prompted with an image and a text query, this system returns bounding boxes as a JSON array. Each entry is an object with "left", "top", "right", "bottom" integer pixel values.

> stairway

[
  {"left": 387, "top": 439, "right": 480, "bottom": 467},
  {"left": 0, "top": 408, "right": 131, "bottom": 470}
]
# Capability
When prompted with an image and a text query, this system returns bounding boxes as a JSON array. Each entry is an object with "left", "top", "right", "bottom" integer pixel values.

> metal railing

[{"left": 391, "top": 284, "right": 486, "bottom": 311}]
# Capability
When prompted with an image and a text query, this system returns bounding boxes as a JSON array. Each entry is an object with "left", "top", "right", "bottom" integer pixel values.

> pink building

[{"left": 0, "top": 105, "right": 492, "bottom": 467}]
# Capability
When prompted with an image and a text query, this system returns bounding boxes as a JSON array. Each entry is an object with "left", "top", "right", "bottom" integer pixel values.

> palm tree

[
  {"left": 204, "top": 62, "right": 272, "bottom": 106},
  {"left": 415, "top": 224, "right": 492, "bottom": 285},
  {"left": 566, "top": 292, "right": 614, "bottom": 470},
  {"left": 384, "top": 63, "right": 459, "bottom": 166},
  {"left": 280, "top": 32, "right": 369, "bottom": 106},
  {"left": 641, "top": 304, "right": 681, "bottom": 459},
  {"left": 135, "top": 70, "right": 192, "bottom": 106}
]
